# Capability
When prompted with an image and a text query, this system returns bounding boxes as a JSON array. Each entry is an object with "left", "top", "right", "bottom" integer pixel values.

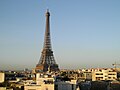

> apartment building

[
  {"left": 0, "top": 72, "right": 5, "bottom": 83},
  {"left": 92, "top": 68, "right": 117, "bottom": 81}
]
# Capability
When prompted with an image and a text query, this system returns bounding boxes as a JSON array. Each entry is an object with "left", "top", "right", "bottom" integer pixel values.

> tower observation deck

[{"left": 36, "top": 10, "right": 59, "bottom": 72}]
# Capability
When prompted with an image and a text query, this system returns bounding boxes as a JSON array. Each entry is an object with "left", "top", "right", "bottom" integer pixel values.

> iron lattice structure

[{"left": 36, "top": 10, "right": 59, "bottom": 72}]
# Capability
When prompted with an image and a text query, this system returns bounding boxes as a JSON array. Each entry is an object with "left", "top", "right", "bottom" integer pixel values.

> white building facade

[{"left": 24, "top": 73, "right": 77, "bottom": 90}]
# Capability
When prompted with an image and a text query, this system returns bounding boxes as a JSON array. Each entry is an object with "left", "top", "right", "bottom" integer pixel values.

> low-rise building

[
  {"left": 24, "top": 85, "right": 41, "bottom": 90},
  {"left": 0, "top": 72, "right": 5, "bottom": 83},
  {"left": 83, "top": 71, "right": 92, "bottom": 81},
  {"left": 92, "top": 68, "right": 117, "bottom": 81},
  {"left": 55, "top": 80, "right": 77, "bottom": 90},
  {"left": 24, "top": 73, "right": 78, "bottom": 90},
  {"left": 24, "top": 73, "right": 55, "bottom": 90},
  {"left": 0, "top": 87, "right": 6, "bottom": 90}
]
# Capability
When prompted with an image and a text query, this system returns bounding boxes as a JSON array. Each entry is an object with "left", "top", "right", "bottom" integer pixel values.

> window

[
  {"left": 96, "top": 73, "right": 103, "bottom": 75},
  {"left": 72, "top": 84, "right": 74, "bottom": 90},
  {"left": 55, "top": 85, "right": 58, "bottom": 90}
]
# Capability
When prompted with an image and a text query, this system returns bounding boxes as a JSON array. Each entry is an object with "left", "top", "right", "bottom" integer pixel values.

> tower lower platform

[{"left": 36, "top": 64, "right": 59, "bottom": 72}]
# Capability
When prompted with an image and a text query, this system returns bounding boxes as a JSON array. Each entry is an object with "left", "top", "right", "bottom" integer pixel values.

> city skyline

[{"left": 0, "top": 0, "right": 120, "bottom": 70}]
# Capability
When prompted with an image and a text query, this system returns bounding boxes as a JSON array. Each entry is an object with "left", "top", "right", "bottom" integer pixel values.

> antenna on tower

[
  {"left": 47, "top": 9, "right": 49, "bottom": 12},
  {"left": 112, "top": 62, "right": 120, "bottom": 71}
]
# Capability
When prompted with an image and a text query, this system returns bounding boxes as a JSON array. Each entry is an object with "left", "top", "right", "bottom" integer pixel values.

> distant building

[
  {"left": 83, "top": 71, "right": 92, "bottom": 81},
  {"left": 92, "top": 68, "right": 117, "bottom": 81},
  {"left": 55, "top": 80, "right": 77, "bottom": 90},
  {"left": 0, "top": 72, "right": 5, "bottom": 83},
  {"left": 0, "top": 87, "right": 6, "bottom": 90},
  {"left": 24, "top": 73, "right": 77, "bottom": 90},
  {"left": 60, "top": 69, "right": 92, "bottom": 81},
  {"left": 24, "top": 85, "right": 41, "bottom": 90}
]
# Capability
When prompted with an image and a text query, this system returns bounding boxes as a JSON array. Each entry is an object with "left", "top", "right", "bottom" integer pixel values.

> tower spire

[
  {"left": 47, "top": 9, "right": 49, "bottom": 12},
  {"left": 44, "top": 9, "right": 51, "bottom": 50},
  {"left": 36, "top": 10, "right": 59, "bottom": 72}
]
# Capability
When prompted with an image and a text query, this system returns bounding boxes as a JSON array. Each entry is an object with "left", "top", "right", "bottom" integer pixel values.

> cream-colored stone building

[
  {"left": 24, "top": 73, "right": 55, "bottom": 90},
  {"left": 92, "top": 68, "right": 117, "bottom": 81},
  {"left": 0, "top": 72, "right": 5, "bottom": 83},
  {"left": 24, "top": 73, "right": 77, "bottom": 90},
  {"left": 24, "top": 85, "right": 41, "bottom": 90}
]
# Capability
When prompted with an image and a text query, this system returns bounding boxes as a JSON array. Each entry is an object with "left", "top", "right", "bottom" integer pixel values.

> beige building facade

[
  {"left": 92, "top": 68, "right": 117, "bottom": 81},
  {"left": 0, "top": 72, "right": 5, "bottom": 83}
]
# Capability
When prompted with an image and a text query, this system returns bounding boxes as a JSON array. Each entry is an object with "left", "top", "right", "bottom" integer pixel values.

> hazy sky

[{"left": 0, "top": 0, "right": 120, "bottom": 70}]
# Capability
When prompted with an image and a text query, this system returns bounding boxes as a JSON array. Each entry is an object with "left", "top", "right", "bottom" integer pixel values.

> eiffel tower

[{"left": 36, "top": 10, "right": 59, "bottom": 72}]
